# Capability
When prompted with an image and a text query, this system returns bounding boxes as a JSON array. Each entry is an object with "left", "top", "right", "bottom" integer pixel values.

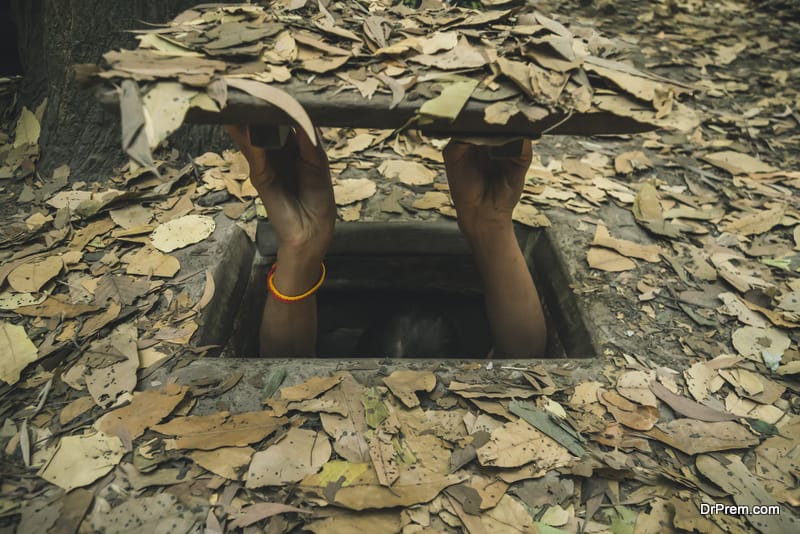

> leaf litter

[{"left": 1, "top": 0, "right": 799, "bottom": 532}]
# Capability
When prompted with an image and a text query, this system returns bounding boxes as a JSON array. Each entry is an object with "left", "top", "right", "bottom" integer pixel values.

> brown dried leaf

[
  {"left": 592, "top": 224, "right": 661, "bottom": 262},
  {"left": 383, "top": 370, "right": 436, "bottom": 408},
  {"left": 190, "top": 447, "right": 253, "bottom": 481},
  {"left": 0, "top": 321, "right": 38, "bottom": 385},
  {"left": 586, "top": 247, "right": 636, "bottom": 272},
  {"left": 598, "top": 389, "right": 659, "bottom": 430},
  {"left": 7, "top": 256, "right": 63, "bottom": 293},
  {"left": 95, "top": 383, "right": 188, "bottom": 441},
  {"left": 246, "top": 428, "right": 331, "bottom": 487},
  {"left": 333, "top": 178, "right": 377, "bottom": 205},
  {"left": 645, "top": 420, "right": 759, "bottom": 454},
  {"left": 37, "top": 431, "right": 125, "bottom": 491},
  {"left": 152, "top": 411, "right": 287, "bottom": 450},
  {"left": 476, "top": 418, "right": 572, "bottom": 469},
  {"left": 378, "top": 159, "right": 437, "bottom": 186}
]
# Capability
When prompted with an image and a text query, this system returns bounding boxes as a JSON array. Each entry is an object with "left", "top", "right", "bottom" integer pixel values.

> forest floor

[{"left": 0, "top": 0, "right": 799, "bottom": 533}]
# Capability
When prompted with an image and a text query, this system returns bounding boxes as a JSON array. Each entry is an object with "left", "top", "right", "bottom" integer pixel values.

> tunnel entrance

[{"left": 199, "top": 221, "right": 596, "bottom": 359}]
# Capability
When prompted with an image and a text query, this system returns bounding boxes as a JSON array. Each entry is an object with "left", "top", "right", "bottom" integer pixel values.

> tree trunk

[{"left": 11, "top": 0, "right": 234, "bottom": 181}]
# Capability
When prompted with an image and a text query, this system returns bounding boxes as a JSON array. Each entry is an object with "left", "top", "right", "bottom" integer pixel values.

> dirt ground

[{"left": 0, "top": 0, "right": 799, "bottom": 533}]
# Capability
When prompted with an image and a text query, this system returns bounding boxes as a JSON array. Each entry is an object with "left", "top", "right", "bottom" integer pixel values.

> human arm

[
  {"left": 442, "top": 140, "right": 547, "bottom": 357},
  {"left": 226, "top": 125, "right": 335, "bottom": 357}
]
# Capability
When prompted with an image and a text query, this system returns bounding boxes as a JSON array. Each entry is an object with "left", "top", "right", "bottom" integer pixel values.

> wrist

[{"left": 273, "top": 246, "right": 326, "bottom": 296}]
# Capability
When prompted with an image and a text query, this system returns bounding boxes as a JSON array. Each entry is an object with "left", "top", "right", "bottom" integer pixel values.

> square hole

[{"left": 198, "top": 221, "right": 596, "bottom": 359}]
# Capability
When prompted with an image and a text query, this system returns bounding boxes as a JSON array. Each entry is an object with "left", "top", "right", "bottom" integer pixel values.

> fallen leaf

[
  {"left": 412, "top": 191, "right": 450, "bottom": 211},
  {"left": 649, "top": 381, "right": 738, "bottom": 422},
  {"left": 38, "top": 431, "right": 125, "bottom": 491},
  {"left": 616, "top": 370, "right": 658, "bottom": 407},
  {"left": 645, "top": 419, "right": 759, "bottom": 454},
  {"left": 614, "top": 150, "right": 652, "bottom": 174},
  {"left": 82, "top": 323, "right": 140, "bottom": 408},
  {"left": 383, "top": 370, "right": 436, "bottom": 408},
  {"left": 192, "top": 446, "right": 254, "bottom": 480},
  {"left": 378, "top": 160, "right": 437, "bottom": 186},
  {"left": 109, "top": 204, "right": 153, "bottom": 229},
  {"left": 598, "top": 390, "right": 659, "bottom": 430},
  {"left": 0, "top": 290, "right": 46, "bottom": 310},
  {"left": 150, "top": 214, "right": 215, "bottom": 252},
  {"left": 476, "top": 418, "right": 573, "bottom": 469},
  {"left": 731, "top": 326, "right": 791, "bottom": 364},
  {"left": 0, "top": 321, "right": 38, "bottom": 385},
  {"left": 247, "top": 428, "right": 331, "bottom": 487},
  {"left": 306, "top": 511, "right": 401, "bottom": 534},
  {"left": 153, "top": 411, "right": 287, "bottom": 450},
  {"left": 513, "top": 203, "right": 551, "bottom": 227},
  {"left": 587, "top": 247, "right": 636, "bottom": 272},
  {"left": 95, "top": 383, "right": 189, "bottom": 441},
  {"left": 87, "top": 493, "right": 198, "bottom": 534},
  {"left": 7, "top": 256, "right": 63, "bottom": 293},
  {"left": 722, "top": 205, "right": 785, "bottom": 236},
  {"left": 229, "top": 502, "right": 310, "bottom": 529},
  {"left": 278, "top": 374, "right": 343, "bottom": 402},
  {"left": 696, "top": 454, "right": 800, "bottom": 533},
  {"left": 123, "top": 246, "right": 180, "bottom": 277},
  {"left": 592, "top": 224, "right": 661, "bottom": 262},
  {"left": 702, "top": 151, "right": 778, "bottom": 175},
  {"left": 333, "top": 178, "right": 377, "bottom": 205},
  {"left": 300, "top": 461, "right": 468, "bottom": 510}
]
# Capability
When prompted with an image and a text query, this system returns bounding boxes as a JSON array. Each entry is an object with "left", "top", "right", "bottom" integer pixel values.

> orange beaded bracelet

[{"left": 267, "top": 262, "right": 326, "bottom": 303}]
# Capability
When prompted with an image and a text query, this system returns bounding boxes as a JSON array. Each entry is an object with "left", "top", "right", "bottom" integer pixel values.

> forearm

[
  {"left": 466, "top": 222, "right": 547, "bottom": 357},
  {"left": 259, "top": 248, "right": 324, "bottom": 357}
]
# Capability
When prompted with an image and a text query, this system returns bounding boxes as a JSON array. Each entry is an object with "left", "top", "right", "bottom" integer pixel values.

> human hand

[
  {"left": 442, "top": 140, "right": 532, "bottom": 240},
  {"left": 225, "top": 125, "right": 335, "bottom": 264}
]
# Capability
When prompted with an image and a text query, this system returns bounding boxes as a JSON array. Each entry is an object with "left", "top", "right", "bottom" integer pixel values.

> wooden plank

[{"left": 97, "top": 83, "right": 655, "bottom": 138}]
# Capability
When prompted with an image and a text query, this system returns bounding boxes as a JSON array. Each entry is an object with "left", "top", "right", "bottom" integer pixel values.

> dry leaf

[
  {"left": 702, "top": 151, "right": 778, "bottom": 175},
  {"left": 300, "top": 460, "right": 468, "bottom": 510},
  {"left": 333, "top": 178, "right": 377, "bottom": 205},
  {"left": 513, "top": 203, "right": 551, "bottom": 227},
  {"left": 150, "top": 214, "right": 215, "bottom": 252},
  {"left": 587, "top": 247, "right": 636, "bottom": 272},
  {"left": 123, "top": 246, "right": 180, "bottom": 277},
  {"left": 645, "top": 420, "right": 759, "bottom": 454},
  {"left": 378, "top": 160, "right": 437, "bottom": 186},
  {"left": 0, "top": 321, "right": 38, "bottom": 385},
  {"left": 615, "top": 370, "right": 658, "bottom": 407},
  {"left": 476, "top": 418, "right": 572, "bottom": 468},
  {"left": 278, "top": 375, "right": 343, "bottom": 402},
  {"left": 320, "top": 373, "right": 370, "bottom": 463},
  {"left": 7, "top": 256, "right": 63, "bottom": 293},
  {"left": 614, "top": 150, "right": 652, "bottom": 174},
  {"left": 153, "top": 411, "right": 287, "bottom": 450},
  {"left": 247, "top": 428, "right": 331, "bottom": 487},
  {"left": 721, "top": 206, "right": 785, "bottom": 236},
  {"left": 142, "top": 82, "right": 196, "bottom": 149},
  {"left": 82, "top": 323, "right": 140, "bottom": 408},
  {"left": 192, "top": 446, "right": 254, "bottom": 480},
  {"left": 412, "top": 191, "right": 450, "bottom": 211},
  {"left": 731, "top": 326, "right": 791, "bottom": 364},
  {"left": 229, "top": 502, "right": 309, "bottom": 530},
  {"left": 592, "top": 224, "right": 661, "bottom": 262},
  {"left": 383, "top": 370, "right": 436, "bottom": 408},
  {"left": 38, "top": 431, "right": 125, "bottom": 491},
  {"left": 95, "top": 383, "right": 188, "bottom": 441},
  {"left": 224, "top": 77, "right": 316, "bottom": 146},
  {"left": 696, "top": 454, "right": 800, "bottom": 533},
  {"left": 598, "top": 390, "right": 659, "bottom": 430}
]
